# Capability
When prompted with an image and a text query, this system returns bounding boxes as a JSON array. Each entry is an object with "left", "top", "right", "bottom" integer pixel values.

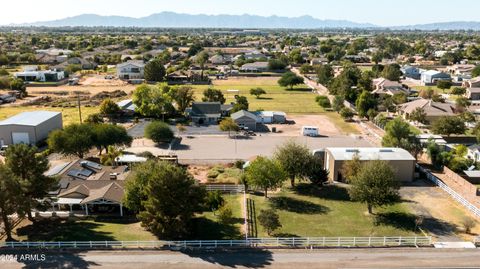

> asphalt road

[{"left": 2, "top": 248, "right": 480, "bottom": 269}]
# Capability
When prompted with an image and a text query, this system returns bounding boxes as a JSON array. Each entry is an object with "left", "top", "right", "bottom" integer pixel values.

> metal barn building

[{"left": 0, "top": 111, "right": 63, "bottom": 145}]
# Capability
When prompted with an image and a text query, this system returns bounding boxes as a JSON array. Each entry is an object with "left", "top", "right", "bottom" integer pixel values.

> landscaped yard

[
  {"left": 249, "top": 184, "right": 420, "bottom": 237},
  {"left": 13, "top": 219, "right": 157, "bottom": 241},
  {"left": 191, "top": 194, "right": 245, "bottom": 240},
  {"left": 0, "top": 106, "right": 100, "bottom": 126}
]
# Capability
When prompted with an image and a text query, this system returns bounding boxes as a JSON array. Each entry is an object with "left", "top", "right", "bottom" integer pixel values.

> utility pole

[{"left": 77, "top": 93, "right": 82, "bottom": 123}]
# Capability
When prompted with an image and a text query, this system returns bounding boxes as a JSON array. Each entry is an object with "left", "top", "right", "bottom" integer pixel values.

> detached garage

[{"left": 0, "top": 111, "right": 63, "bottom": 146}]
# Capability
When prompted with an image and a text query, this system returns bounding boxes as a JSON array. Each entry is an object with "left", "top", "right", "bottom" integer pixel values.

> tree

[
  {"left": 9, "top": 78, "right": 27, "bottom": 97},
  {"left": 0, "top": 164, "right": 22, "bottom": 241},
  {"left": 451, "top": 87, "right": 466, "bottom": 95},
  {"left": 382, "top": 117, "right": 413, "bottom": 147},
  {"left": 339, "top": 107, "right": 354, "bottom": 121},
  {"left": 419, "top": 88, "right": 434, "bottom": 99},
  {"left": 144, "top": 59, "right": 166, "bottom": 82},
  {"left": 47, "top": 123, "right": 95, "bottom": 158},
  {"left": 5, "top": 144, "right": 56, "bottom": 221},
  {"left": 202, "top": 88, "right": 226, "bottom": 104},
  {"left": 332, "top": 95, "right": 345, "bottom": 112},
  {"left": 145, "top": 121, "right": 174, "bottom": 144},
  {"left": 437, "top": 80, "right": 452, "bottom": 92},
  {"left": 408, "top": 107, "right": 427, "bottom": 124},
  {"left": 316, "top": 64, "right": 334, "bottom": 85},
  {"left": 349, "top": 160, "right": 400, "bottom": 214},
  {"left": 473, "top": 65, "right": 480, "bottom": 78},
  {"left": 124, "top": 161, "right": 206, "bottom": 239},
  {"left": 172, "top": 86, "right": 195, "bottom": 112},
  {"left": 92, "top": 124, "right": 132, "bottom": 154},
  {"left": 431, "top": 116, "right": 466, "bottom": 137},
  {"left": 392, "top": 92, "right": 408, "bottom": 105},
  {"left": 196, "top": 51, "right": 209, "bottom": 79},
  {"left": 99, "top": 98, "right": 120, "bottom": 120},
  {"left": 355, "top": 91, "right": 376, "bottom": 119},
  {"left": 381, "top": 64, "right": 403, "bottom": 81},
  {"left": 455, "top": 97, "right": 471, "bottom": 112},
  {"left": 132, "top": 84, "right": 172, "bottom": 118},
  {"left": 205, "top": 191, "right": 224, "bottom": 213},
  {"left": 306, "top": 155, "right": 329, "bottom": 186},
  {"left": 274, "top": 140, "right": 311, "bottom": 187},
  {"left": 473, "top": 123, "right": 480, "bottom": 144},
  {"left": 217, "top": 205, "right": 233, "bottom": 224},
  {"left": 316, "top": 95, "right": 331, "bottom": 108},
  {"left": 245, "top": 156, "right": 286, "bottom": 198},
  {"left": 278, "top": 72, "right": 304, "bottom": 90},
  {"left": 250, "top": 88, "right": 266, "bottom": 99},
  {"left": 268, "top": 59, "right": 287, "bottom": 70},
  {"left": 462, "top": 217, "right": 476, "bottom": 234},
  {"left": 232, "top": 96, "right": 249, "bottom": 113},
  {"left": 341, "top": 153, "right": 362, "bottom": 182},
  {"left": 258, "top": 209, "right": 282, "bottom": 236},
  {"left": 219, "top": 118, "right": 239, "bottom": 137},
  {"left": 84, "top": 113, "right": 104, "bottom": 124}
]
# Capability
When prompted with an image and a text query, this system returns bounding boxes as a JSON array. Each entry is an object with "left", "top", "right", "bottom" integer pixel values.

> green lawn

[
  {"left": 15, "top": 219, "right": 157, "bottom": 241},
  {"left": 249, "top": 184, "right": 420, "bottom": 237},
  {"left": 191, "top": 194, "right": 245, "bottom": 239},
  {"left": 191, "top": 82, "right": 324, "bottom": 114},
  {"left": 411, "top": 85, "right": 449, "bottom": 94},
  {"left": 0, "top": 106, "right": 100, "bottom": 126}
]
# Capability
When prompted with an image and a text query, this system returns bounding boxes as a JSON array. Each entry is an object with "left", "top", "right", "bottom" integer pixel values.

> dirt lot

[
  {"left": 79, "top": 75, "right": 129, "bottom": 87},
  {"left": 271, "top": 115, "right": 342, "bottom": 136}
]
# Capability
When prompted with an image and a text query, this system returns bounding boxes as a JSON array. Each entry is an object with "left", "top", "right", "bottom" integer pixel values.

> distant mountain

[
  {"left": 392, "top": 21, "right": 480, "bottom": 31},
  {"left": 18, "top": 12, "right": 376, "bottom": 28}
]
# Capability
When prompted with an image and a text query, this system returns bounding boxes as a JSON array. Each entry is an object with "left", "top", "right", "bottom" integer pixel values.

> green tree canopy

[
  {"left": 48, "top": 123, "right": 95, "bottom": 158},
  {"left": 274, "top": 140, "right": 311, "bottom": 187},
  {"left": 202, "top": 88, "right": 226, "bottom": 104},
  {"left": 349, "top": 160, "right": 400, "bottom": 214},
  {"left": 250, "top": 87, "right": 267, "bottom": 99},
  {"left": 219, "top": 118, "right": 239, "bottom": 137},
  {"left": 431, "top": 116, "right": 466, "bottom": 137},
  {"left": 258, "top": 209, "right": 282, "bottom": 236},
  {"left": 132, "top": 84, "right": 172, "bottom": 118},
  {"left": 245, "top": 156, "right": 286, "bottom": 197},
  {"left": 278, "top": 72, "right": 304, "bottom": 90},
  {"left": 0, "top": 164, "right": 22, "bottom": 241},
  {"left": 145, "top": 121, "right": 174, "bottom": 144},
  {"left": 144, "top": 59, "right": 166, "bottom": 82}
]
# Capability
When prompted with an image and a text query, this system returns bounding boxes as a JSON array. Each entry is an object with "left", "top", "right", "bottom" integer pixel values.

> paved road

[{"left": 3, "top": 248, "right": 480, "bottom": 268}]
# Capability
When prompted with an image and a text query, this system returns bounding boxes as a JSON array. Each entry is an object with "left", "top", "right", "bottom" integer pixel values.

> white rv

[{"left": 301, "top": 126, "right": 319, "bottom": 137}]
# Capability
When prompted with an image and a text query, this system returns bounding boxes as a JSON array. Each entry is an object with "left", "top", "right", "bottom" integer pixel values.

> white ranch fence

[
  {"left": 417, "top": 164, "right": 480, "bottom": 217},
  {"left": 204, "top": 184, "right": 245, "bottom": 193},
  {"left": 0, "top": 236, "right": 431, "bottom": 249}
]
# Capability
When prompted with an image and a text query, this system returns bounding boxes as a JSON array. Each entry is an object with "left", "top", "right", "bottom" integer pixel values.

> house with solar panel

[{"left": 46, "top": 159, "right": 130, "bottom": 216}]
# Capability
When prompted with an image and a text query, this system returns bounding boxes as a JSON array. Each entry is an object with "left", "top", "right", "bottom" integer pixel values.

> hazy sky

[{"left": 2, "top": 0, "right": 480, "bottom": 26}]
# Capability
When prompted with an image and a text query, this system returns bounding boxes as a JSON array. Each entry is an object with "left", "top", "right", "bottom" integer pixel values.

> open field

[
  {"left": 0, "top": 105, "right": 99, "bottom": 126},
  {"left": 249, "top": 184, "right": 420, "bottom": 238}
]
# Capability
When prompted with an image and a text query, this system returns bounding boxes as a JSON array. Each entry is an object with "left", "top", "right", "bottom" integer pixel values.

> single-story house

[
  {"left": 189, "top": 102, "right": 232, "bottom": 125},
  {"left": 0, "top": 111, "right": 62, "bottom": 145},
  {"left": 254, "top": 111, "right": 287, "bottom": 124},
  {"left": 372, "top": 78, "right": 409, "bottom": 96},
  {"left": 116, "top": 60, "right": 145, "bottom": 80},
  {"left": 323, "top": 147, "right": 416, "bottom": 182},
  {"left": 231, "top": 110, "right": 257, "bottom": 131},
  {"left": 465, "top": 88, "right": 480, "bottom": 100},
  {"left": 401, "top": 65, "right": 421, "bottom": 80},
  {"left": 52, "top": 57, "right": 98, "bottom": 71},
  {"left": 310, "top": 57, "right": 328, "bottom": 66},
  {"left": 399, "top": 98, "right": 455, "bottom": 123},
  {"left": 420, "top": 70, "right": 451, "bottom": 85},
  {"left": 47, "top": 159, "right": 129, "bottom": 216},
  {"left": 240, "top": 62, "right": 269, "bottom": 72},
  {"left": 14, "top": 70, "right": 65, "bottom": 82}
]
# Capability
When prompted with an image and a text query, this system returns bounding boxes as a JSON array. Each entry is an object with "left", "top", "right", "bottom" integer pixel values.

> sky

[{"left": 2, "top": 0, "right": 480, "bottom": 26}]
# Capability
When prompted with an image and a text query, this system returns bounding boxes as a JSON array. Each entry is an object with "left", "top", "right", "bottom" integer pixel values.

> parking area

[{"left": 126, "top": 135, "right": 372, "bottom": 163}]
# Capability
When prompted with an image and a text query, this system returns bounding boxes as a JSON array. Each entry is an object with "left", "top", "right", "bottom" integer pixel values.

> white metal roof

[
  {"left": 326, "top": 147, "right": 415, "bottom": 161},
  {"left": 115, "top": 155, "right": 147, "bottom": 163},
  {"left": 0, "top": 111, "right": 61, "bottom": 126},
  {"left": 55, "top": 198, "right": 83, "bottom": 205}
]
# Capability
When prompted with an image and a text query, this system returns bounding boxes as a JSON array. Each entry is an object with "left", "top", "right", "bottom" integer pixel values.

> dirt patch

[
  {"left": 212, "top": 76, "right": 279, "bottom": 86},
  {"left": 80, "top": 75, "right": 129, "bottom": 87},
  {"left": 268, "top": 114, "right": 341, "bottom": 136}
]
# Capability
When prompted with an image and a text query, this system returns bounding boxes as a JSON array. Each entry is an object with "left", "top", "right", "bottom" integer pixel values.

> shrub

[
  {"left": 316, "top": 95, "right": 331, "bottom": 108},
  {"left": 462, "top": 217, "right": 476, "bottom": 234},
  {"left": 258, "top": 209, "right": 282, "bottom": 235},
  {"left": 217, "top": 205, "right": 233, "bottom": 224},
  {"left": 144, "top": 121, "right": 174, "bottom": 144}
]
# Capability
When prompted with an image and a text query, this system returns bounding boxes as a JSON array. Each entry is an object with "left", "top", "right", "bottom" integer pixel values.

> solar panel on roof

[{"left": 79, "top": 169, "right": 93, "bottom": 177}]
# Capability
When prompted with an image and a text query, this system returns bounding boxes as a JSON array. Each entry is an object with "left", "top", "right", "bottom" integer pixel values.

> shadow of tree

[
  {"left": 273, "top": 232, "right": 300, "bottom": 237},
  {"left": 16, "top": 219, "right": 117, "bottom": 242},
  {"left": 0, "top": 250, "right": 99, "bottom": 269},
  {"left": 293, "top": 183, "right": 351, "bottom": 201},
  {"left": 190, "top": 217, "right": 243, "bottom": 240},
  {"left": 285, "top": 87, "right": 312, "bottom": 92},
  {"left": 374, "top": 212, "right": 458, "bottom": 236},
  {"left": 181, "top": 249, "right": 273, "bottom": 268},
  {"left": 270, "top": 196, "right": 330, "bottom": 214}
]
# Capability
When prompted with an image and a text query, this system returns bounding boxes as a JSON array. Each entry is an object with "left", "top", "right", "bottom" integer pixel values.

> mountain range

[{"left": 13, "top": 12, "right": 480, "bottom": 30}]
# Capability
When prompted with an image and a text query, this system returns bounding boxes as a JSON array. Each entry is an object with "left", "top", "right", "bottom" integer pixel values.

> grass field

[
  {"left": 411, "top": 85, "right": 449, "bottom": 94},
  {"left": 249, "top": 184, "right": 420, "bottom": 237},
  {"left": 0, "top": 106, "right": 100, "bottom": 125},
  {"left": 192, "top": 77, "right": 324, "bottom": 114},
  {"left": 191, "top": 194, "right": 245, "bottom": 240},
  {"left": 14, "top": 219, "right": 157, "bottom": 241}
]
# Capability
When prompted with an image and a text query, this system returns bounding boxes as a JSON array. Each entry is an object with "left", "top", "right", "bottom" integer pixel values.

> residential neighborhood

[{"left": 2, "top": 0, "right": 480, "bottom": 268}]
